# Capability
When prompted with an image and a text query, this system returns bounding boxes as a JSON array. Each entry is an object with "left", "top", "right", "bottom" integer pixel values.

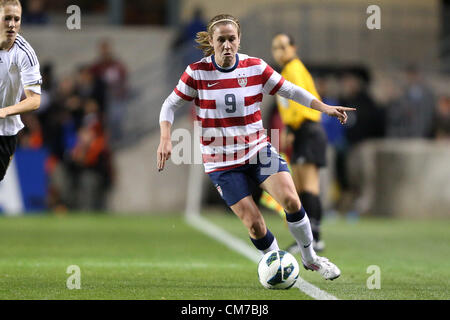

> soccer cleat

[
  {"left": 302, "top": 256, "right": 341, "bottom": 280},
  {"left": 313, "top": 239, "right": 326, "bottom": 252}
]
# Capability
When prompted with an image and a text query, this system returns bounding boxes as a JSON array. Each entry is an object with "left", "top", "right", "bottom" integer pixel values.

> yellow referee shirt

[{"left": 276, "top": 58, "right": 321, "bottom": 130}]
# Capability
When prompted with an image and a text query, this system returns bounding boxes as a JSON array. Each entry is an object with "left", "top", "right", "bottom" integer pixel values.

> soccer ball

[{"left": 257, "top": 250, "right": 299, "bottom": 289}]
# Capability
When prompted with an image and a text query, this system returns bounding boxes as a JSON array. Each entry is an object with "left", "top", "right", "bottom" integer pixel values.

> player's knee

[{"left": 282, "top": 192, "right": 301, "bottom": 213}]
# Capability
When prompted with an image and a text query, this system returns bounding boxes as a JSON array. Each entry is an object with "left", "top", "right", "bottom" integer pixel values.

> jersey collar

[{"left": 211, "top": 54, "right": 239, "bottom": 73}]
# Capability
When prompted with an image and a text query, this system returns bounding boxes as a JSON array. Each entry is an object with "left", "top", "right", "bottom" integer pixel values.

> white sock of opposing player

[
  {"left": 285, "top": 206, "right": 317, "bottom": 264},
  {"left": 249, "top": 228, "right": 279, "bottom": 254}
]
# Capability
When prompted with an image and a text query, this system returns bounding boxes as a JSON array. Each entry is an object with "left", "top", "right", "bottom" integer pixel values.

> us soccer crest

[{"left": 237, "top": 73, "right": 247, "bottom": 87}]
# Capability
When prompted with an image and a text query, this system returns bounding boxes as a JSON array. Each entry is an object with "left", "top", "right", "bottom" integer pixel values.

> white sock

[
  {"left": 262, "top": 237, "right": 279, "bottom": 254},
  {"left": 287, "top": 214, "right": 317, "bottom": 264},
  {"left": 250, "top": 228, "right": 280, "bottom": 255}
]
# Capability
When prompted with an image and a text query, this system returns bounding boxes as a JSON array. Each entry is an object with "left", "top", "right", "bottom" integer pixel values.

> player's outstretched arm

[
  {"left": 0, "top": 90, "right": 40, "bottom": 119},
  {"left": 310, "top": 99, "right": 356, "bottom": 125},
  {"left": 157, "top": 121, "right": 172, "bottom": 172},
  {"left": 276, "top": 80, "right": 355, "bottom": 125}
]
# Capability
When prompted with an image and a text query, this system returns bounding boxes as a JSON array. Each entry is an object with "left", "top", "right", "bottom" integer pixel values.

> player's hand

[
  {"left": 157, "top": 137, "right": 172, "bottom": 172},
  {"left": 324, "top": 105, "right": 356, "bottom": 125},
  {"left": 311, "top": 100, "right": 356, "bottom": 124},
  {"left": 0, "top": 108, "right": 7, "bottom": 119}
]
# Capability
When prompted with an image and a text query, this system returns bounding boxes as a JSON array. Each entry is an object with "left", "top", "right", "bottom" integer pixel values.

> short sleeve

[
  {"left": 260, "top": 60, "right": 285, "bottom": 96},
  {"left": 17, "top": 44, "right": 42, "bottom": 94},
  {"left": 173, "top": 65, "right": 198, "bottom": 101}
]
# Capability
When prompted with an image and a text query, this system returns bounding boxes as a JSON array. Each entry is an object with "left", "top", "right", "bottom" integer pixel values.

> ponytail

[{"left": 195, "top": 31, "right": 214, "bottom": 57}]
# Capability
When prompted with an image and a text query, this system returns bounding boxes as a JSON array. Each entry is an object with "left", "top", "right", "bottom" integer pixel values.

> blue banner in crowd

[{"left": 0, "top": 147, "right": 48, "bottom": 215}]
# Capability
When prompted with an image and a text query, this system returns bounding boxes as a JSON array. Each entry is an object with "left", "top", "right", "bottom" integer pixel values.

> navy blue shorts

[{"left": 208, "top": 144, "right": 290, "bottom": 207}]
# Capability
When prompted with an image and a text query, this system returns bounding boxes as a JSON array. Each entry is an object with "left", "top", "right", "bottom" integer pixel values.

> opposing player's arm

[
  {"left": 0, "top": 43, "right": 43, "bottom": 119},
  {"left": 0, "top": 89, "right": 40, "bottom": 119}
]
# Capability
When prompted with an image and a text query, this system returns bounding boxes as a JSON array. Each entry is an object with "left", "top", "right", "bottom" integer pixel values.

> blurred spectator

[
  {"left": 45, "top": 76, "right": 82, "bottom": 211},
  {"left": 434, "top": 95, "right": 450, "bottom": 139},
  {"left": 171, "top": 7, "right": 207, "bottom": 68},
  {"left": 47, "top": 76, "right": 79, "bottom": 158},
  {"left": 335, "top": 70, "right": 382, "bottom": 192},
  {"left": 14, "top": 59, "right": 115, "bottom": 213},
  {"left": 90, "top": 39, "right": 128, "bottom": 142},
  {"left": 172, "top": 8, "right": 207, "bottom": 129},
  {"left": 317, "top": 75, "right": 345, "bottom": 147},
  {"left": 316, "top": 75, "right": 346, "bottom": 211},
  {"left": 22, "top": 0, "right": 49, "bottom": 25},
  {"left": 336, "top": 69, "right": 384, "bottom": 216},
  {"left": 18, "top": 113, "right": 43, "bottom": 149},
  {"left": 75, "top": 65, "right": 106, "bottom": 114},
  {"left": 36, "top": 63, "right": 54, "bottom": 115},
  {"left": 385, "top": 65, "right": 436, "bottom": 138},
  {"left": 42, "top": 70, "right": 114, "bottom": 212},
  {"left": 339, "top": 70, "right": 384, "bottom": 145},
  {"left": 65, "top": 99, "right": 113, "bottom": 211}
]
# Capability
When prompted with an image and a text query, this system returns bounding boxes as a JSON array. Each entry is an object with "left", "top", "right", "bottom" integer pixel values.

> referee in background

[{"left": 271, "top": 33, "right": 328, "bottom": 252}]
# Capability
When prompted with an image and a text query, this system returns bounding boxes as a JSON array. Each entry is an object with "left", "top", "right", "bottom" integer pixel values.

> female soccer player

[
  {"left": 0, "top": 0, "right": 41, "bottom": 181},
  {"left": 157, "top": 14, "right": 354, "bottom": 280}
]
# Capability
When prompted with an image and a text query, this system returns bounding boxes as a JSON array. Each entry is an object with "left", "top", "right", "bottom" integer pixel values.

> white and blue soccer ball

[{"left": 257, "top": 250, "right": 299, "bottom": 290}]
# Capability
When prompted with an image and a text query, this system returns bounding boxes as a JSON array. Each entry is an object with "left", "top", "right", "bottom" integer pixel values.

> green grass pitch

[{"left": 0, "top": 212, "right": 448, "bottom": 300}]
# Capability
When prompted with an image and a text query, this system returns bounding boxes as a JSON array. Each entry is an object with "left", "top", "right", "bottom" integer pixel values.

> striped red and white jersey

[{"left": 166, "top": 53, "right": 286, "bottom": 173}]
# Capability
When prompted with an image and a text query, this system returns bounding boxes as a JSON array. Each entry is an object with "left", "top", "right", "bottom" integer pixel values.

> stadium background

[
  {"left": 1, "top": 0, "right": 449, "bottom": 217},
  {"left": 0, "top": 0, "right": 449, "bottom": 301}
]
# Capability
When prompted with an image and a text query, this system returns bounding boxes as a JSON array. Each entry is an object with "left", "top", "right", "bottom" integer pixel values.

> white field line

[{"left": 185, "top": 214, "right": 339, "bottom": 300}]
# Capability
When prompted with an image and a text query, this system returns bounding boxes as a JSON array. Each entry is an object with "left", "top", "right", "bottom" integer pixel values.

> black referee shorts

[
  {"left": 0, "top": 135, "right": 18, "bottom": 181},
  {"left": 289, "top": 120, "right": 327, "bottom": 168}
]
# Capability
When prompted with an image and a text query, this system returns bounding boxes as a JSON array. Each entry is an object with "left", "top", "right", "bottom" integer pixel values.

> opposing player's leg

[
  {"left": 260, "top": 171, "right": 340, "bottom": 280},
  {"left": 0, "top": 156, "right": 11, "bottom": 181},
  {"left": 230, "top": 195, "right": 279, "bottom": 254},
  {"left": 0, "top": 135, "right": 18, "bottom": 182},
  {"left": 291, "top": 163, "right": 325, "bottom": 252}
]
